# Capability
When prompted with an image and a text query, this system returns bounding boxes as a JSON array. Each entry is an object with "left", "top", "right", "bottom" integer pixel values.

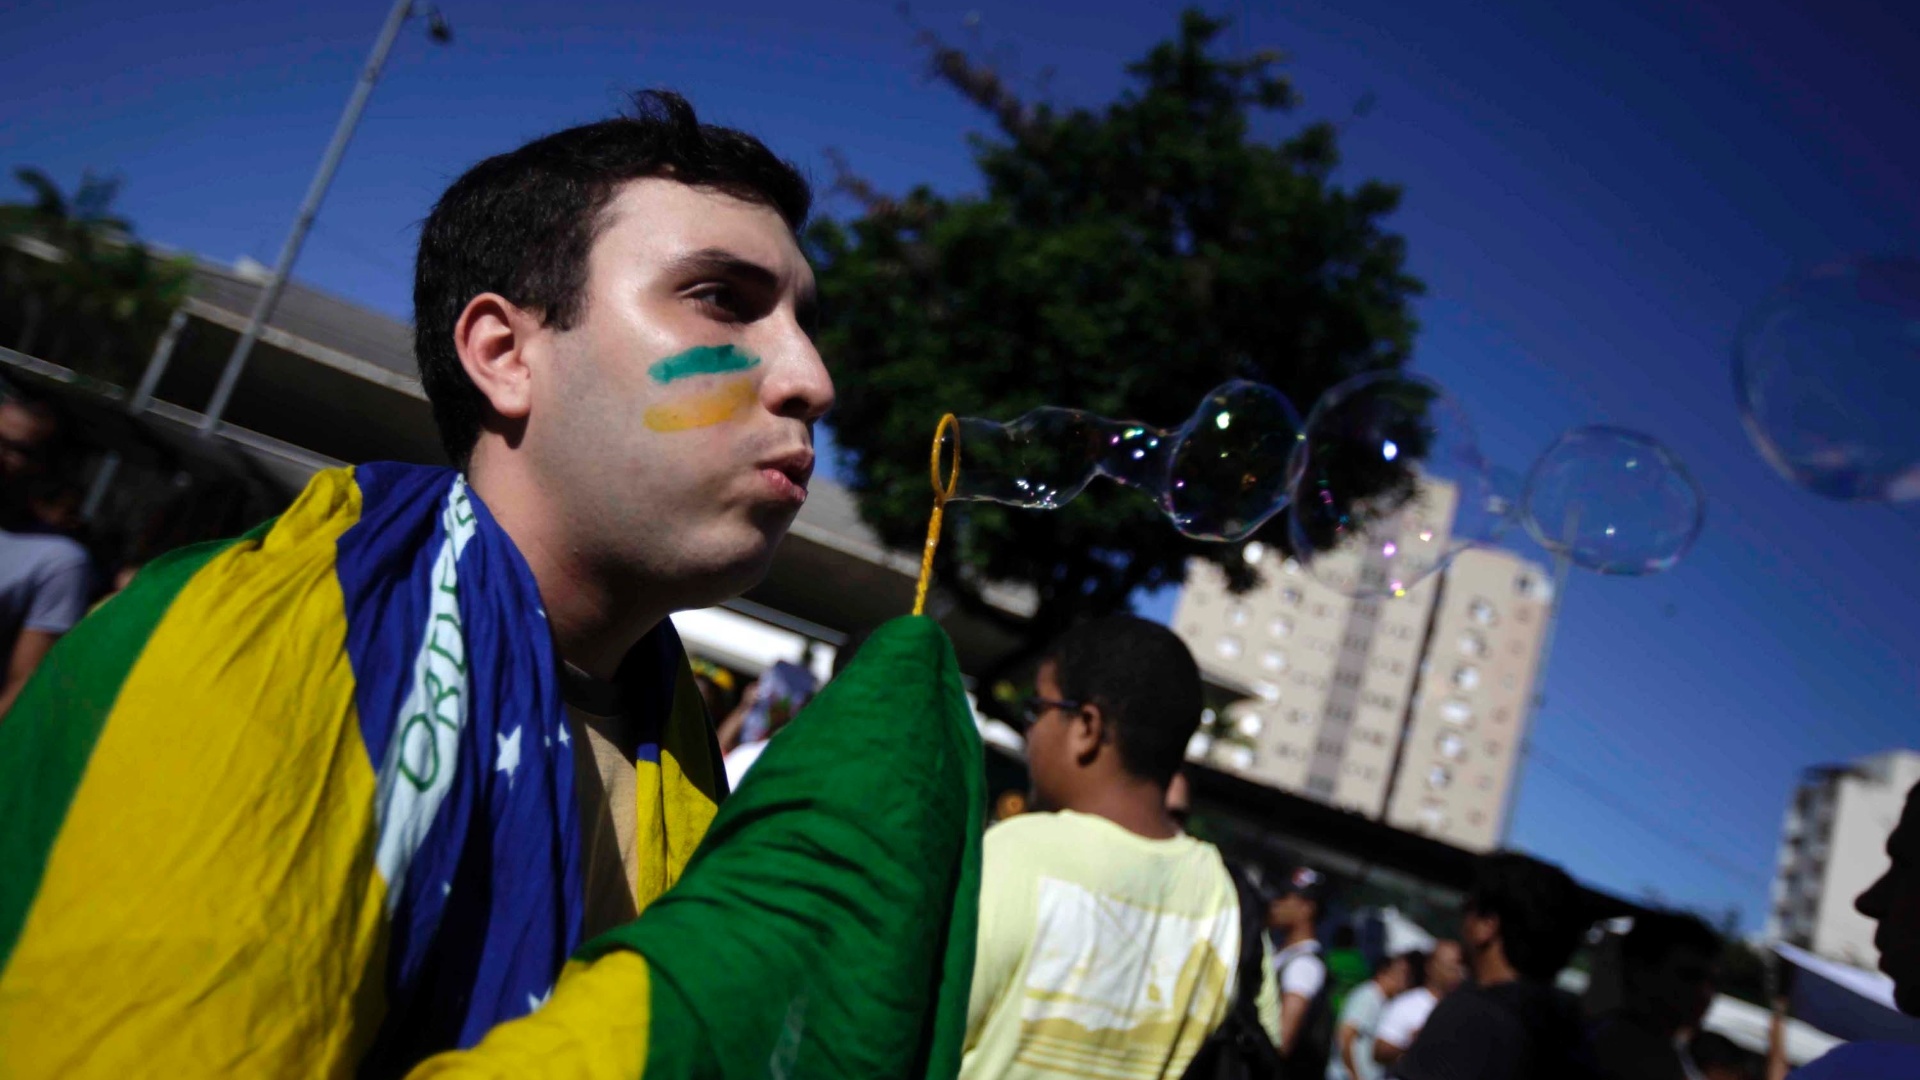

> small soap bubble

[
  {"left": 1734, "top": 255, "right": 1920, "bottom": 502},
  {"left": 1287, "top": 372, "right": 1494, "bottom": 599},
  {"left": 1521, "top": 426, "right": 1703, "bottom": 575},
  {"left": 1162, "top": 380, "right": 1305, "bottom": 542}
]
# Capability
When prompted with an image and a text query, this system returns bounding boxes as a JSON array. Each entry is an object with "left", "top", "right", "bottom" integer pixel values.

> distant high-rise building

[
  {"left": 1172, "top": 479, "right": 1551, "bottom": 851},
  {"left": 1768, "top": 750, "right": 1920, "bottom": 968},
  {"left": 1382, "top": 547, "right": 1553, "bottom": 850}
]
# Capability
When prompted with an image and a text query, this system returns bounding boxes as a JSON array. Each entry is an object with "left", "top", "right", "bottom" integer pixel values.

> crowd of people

[{"left": 0, "top": 88, "right": 1914, "bottom": 1079}]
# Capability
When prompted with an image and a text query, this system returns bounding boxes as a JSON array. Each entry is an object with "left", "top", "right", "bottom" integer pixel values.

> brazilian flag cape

[{"left": 0, "top": 462, "right": 983, "bottom": 1078}]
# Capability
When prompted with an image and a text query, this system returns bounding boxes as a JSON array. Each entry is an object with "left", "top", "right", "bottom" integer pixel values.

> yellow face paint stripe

[
  {"left": 642, "top": 376, "right": 757, "bottom": 433},
  {"left": 0, "top": 469, "right": 389, "bottom": 1075}
]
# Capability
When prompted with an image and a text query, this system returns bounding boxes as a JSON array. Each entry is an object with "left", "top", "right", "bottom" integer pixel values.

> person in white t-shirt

[
  {"left": 1329, "top": 951, "right": 1414, "bottom": 1080},
  {"left": 960, "top": 617, "right": 1281, "bottom": 1080},
  {"left": 1373, "top": 938, "right": 1464, "bottom": 1070}
]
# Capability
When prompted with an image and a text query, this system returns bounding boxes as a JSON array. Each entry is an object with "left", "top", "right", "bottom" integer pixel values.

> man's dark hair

[
  {"left": 1040, "top": 615, "right": 1202, "bottom": 787},
  {"left": 413, "top": 89, "right": 812, "bottom": 466},
  {"left": 1331, "top": 925, "right": 1357, "bottom": 949},
  {"left": 1465, "top": 852, "right": 1588, "bottom": 982},
  {"left": 1622, "top": 910, "right": 1723, "bottom": 971}
]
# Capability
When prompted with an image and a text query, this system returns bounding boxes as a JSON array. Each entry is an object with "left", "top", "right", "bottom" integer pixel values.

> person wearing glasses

[{"left": 959, "top": 615, "right": 1281, "bottom": 1079}]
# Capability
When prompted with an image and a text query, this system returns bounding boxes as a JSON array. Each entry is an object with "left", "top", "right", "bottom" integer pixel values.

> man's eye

[{"left": 689, "top": 285, "right": 742, "bottom": 317}]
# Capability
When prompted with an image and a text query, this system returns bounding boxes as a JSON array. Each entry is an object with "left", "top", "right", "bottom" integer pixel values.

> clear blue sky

[{"left": 6, "top": 0, "right": 1918, "bottom": 928}]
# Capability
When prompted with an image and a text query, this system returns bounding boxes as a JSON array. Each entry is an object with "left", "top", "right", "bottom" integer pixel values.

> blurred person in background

[
  {"left": 1388, "top": 853, "right": 1593, "bottom": 1080},
  {"left": 0, "top": 387, "right": 89, "bottom": 716},
  {"left": 1326, "top": 924, "right": 1372, "bottom": 1020},
  {"left": 1166, "top": 769, "right": 1191, "bottom": 830},
  {"left": 1269, "top": 865, "right": 1335, "bottom": 1075},
  {"left": 1779, "top": 780, "right": 1920, "bottom": 1078},
  {"left": 720, "top": 658, "right": 816, "bottom": 787},
  {"left": 1373, "top": 940, "right": 1464, "bottom": 1070},
  {"left": 108, "top": 475, "right": 260, "bottom": 592},
  {"left": 1588, "top": 911, "right": 1722, "bottom": 1080},
  {"left": 960, "top": 616, "right": 1281, "bottom": 1079},
  {"left": 1331, "top": 950, "right": 1415, "bottom": 1080}
]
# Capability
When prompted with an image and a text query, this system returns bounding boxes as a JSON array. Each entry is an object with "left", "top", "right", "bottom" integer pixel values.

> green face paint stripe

[
  {"left": 648, "top": 345, "right": 761, "bottom": 384},
  {"left": 0, "top": 524, "right": 266, "bottom": 969}
]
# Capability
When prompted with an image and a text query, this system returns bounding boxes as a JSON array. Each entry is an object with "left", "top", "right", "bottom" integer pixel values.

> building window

[
  {"left": 1235, "top": 712, "right": 1264, "bottom": 737},
  {"left": 1288, "top": 708, "right": 1311, "bottom": 725},
  {"left": 1268, "top": 615, "right": 1293, "bottom": 638},
  {"left": 1501, "top": 673, "right": 1517, "bottom": 690},
  {"left": 1282, "top": 559, "right": 1301, "bottom": 577},
  {"left": 1428, "top": 765, "right": 1453, "bottom": 790},
  {"left": 1493, "top": 707, "right": 1512, "bottom": 724},
  {"left": 1227, "top": 604, "right": 1249, "bottom": 627},
  {"left": 1418, "top": 802, "right": 1448, "bottom": 831},
  {"left": 1516, "top": 607, "right": 1533, "bottom": 625},
  {"left": 1515, "top": 574, "right": 1540, "bottom": 598},
  {"left": 1475, "top": 774, "right": 1495, "bottom": 791},
  {"left": 1459, "top": 630, "right": 1487, "bottom": 657},
  {"left": 1222, "top": 744, "right": 1256, "bottom": 771},
  {"left": 1313, "top": 603, "right": 1331, "bottom": 618},
  {"left": 1469, "top": 599, "right": 1497, "bottom": 627},
  {"left": 1216, "top": 635, "right": 1243, "bottom": 660},
  {"left": 1281, "top": 587, "right": 1303, "bottom": 606},
  {"left": 1483, "top": 739, "right": 1503, "bottom": 756},
  {"left": 1437, "top": 732, "right": 1467, "bottom": 761},
  {"left": 1452, "top": 665, "right": 1481, "bottom": 691},
  {"left": 1254, "top": 681, "right": 1281, "bottom": 703},
  {"left": 1261, "top": 650, "right": 1290, "bottom": 673}
]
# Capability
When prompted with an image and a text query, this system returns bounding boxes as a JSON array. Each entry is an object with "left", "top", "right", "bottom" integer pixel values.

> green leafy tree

[
  {"left": 1, "top": 167, "right": 194, "bottom": 384},
  {"left": 810, "top": 10, "right": 1423, "bottom": 672}
]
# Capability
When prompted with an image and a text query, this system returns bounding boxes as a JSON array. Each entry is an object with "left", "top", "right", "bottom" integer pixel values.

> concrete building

[
  {"left": 1768, "top": 750, "right": 1920, "bottom": 968},
  {"left": 1173, "top": 481, "right": 1550, "bottom": 851},
  {"left": 1383, "top": 546, "right": 1553, "bottom": 850}
]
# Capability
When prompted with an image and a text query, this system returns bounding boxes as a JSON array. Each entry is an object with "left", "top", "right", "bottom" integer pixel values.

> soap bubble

[
  {"left": 1162, "top": 380, "right": 1305, "bottom": 542},
  {"left": 1287, "top": 372, "right": 1494, "bottom": 599},
  {"left": 1734, "top": 255, "right": 1920, "bottom": 501},
  {"left": 1483, "top": 464, "right": 1526, "bottom": 541},
  {"left": 946, "top": 409, "right": 1106, "bottom": 509},
  {"left": 942, "top": 380, "right": 1303, "bottom": 543},
  {"left": 1521, "top": 426, "right": 1703, "bottom": 574}
]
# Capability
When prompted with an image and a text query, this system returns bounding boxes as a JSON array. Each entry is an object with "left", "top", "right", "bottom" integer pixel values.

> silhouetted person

[
  {"left": 1784, "top": 780, "right": 1920, "bottom": 1077},
  {"left": 1588, "top": 911, "right": 1722, "bottom": 1080},
  {"left": 1389, "top": 853, "right": 1592, "bottom": 1080}
]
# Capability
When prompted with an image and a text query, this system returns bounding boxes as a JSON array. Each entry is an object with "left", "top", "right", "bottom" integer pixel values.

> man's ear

[
  {"left": 453, "top": 292, "right": 538, "bottom": 422},
  {"left": 1071, "top": 701, "right": 1108, "bottom": 765}
]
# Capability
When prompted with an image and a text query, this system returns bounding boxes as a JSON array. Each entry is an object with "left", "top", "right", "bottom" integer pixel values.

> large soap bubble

[
  {"left": 1734, "top": 255, "right": 1920, "bottom": 502},
  {"left": 940, "top": 380, "right": 1303, "bottom": 542},
  {"left": 1286, "top": 371, "right": 1496, "bottom": 599},
  {"left": 1162, "top": 381, "right": 1305, "bottom": 542},
  {"left": 1521, "top": 426, "right": 1703, "bottom": 574}
]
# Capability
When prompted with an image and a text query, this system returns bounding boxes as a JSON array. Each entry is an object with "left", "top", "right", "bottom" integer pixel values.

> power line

[{"left": 1528, "top": 746, "right": 1773, "bottom": 891}]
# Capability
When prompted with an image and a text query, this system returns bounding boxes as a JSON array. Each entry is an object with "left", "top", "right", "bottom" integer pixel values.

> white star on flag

[
  {"left": 527, "top": 987, "right": 552, "bottom": 1013},
  {"left": 556, "top": 721, "right": 571, "bottom": 748},
  {"left": 496, "top": 726, "right": 522, "bottom": 784}
]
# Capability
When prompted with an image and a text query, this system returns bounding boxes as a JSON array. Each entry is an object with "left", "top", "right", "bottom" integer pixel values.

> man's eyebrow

[{"left": 662, "top": 247, "right": 781, "bottom": 290}]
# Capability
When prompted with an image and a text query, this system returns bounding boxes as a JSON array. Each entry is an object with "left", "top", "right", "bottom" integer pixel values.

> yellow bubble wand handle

[{"left": 913, "top": 413, "right": 961, "bottom": 617}]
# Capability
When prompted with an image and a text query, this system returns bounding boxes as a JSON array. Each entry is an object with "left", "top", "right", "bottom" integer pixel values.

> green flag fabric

[{"left": 578, "top": 614, "right": 986, "bottom": 1078}]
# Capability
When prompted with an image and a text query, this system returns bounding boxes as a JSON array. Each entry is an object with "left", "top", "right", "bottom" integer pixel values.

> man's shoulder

[{"left": 0, "top": 530, "right": 89, "bottom": 575}]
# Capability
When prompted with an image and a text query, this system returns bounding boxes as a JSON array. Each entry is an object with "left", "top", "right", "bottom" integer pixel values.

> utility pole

[{"left": 198, "top": 0, "right": 450, "bottom": 434}]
